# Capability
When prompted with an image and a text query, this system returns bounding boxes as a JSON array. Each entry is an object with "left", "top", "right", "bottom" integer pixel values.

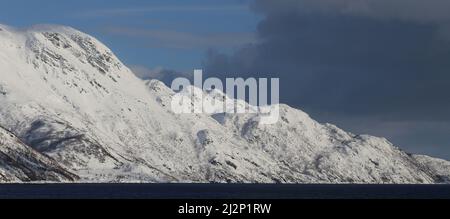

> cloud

[
  {"left": 202, "top": 0, "right": 450, "bottom": 158},
  {"left": 129, "top": 65, "right": 191, "bottom": 86},
  {"left": 205, "top": 0, "right": 450, "bottom": 121},
  {"left": 77, "top": 5, "right": 248, "bottom": 18},
  {"left": 130, "top": 65, "right": 165, "bottom": 79},
  {"left": 102, "top": 27, "right": 257, "bottom": 49},
  {"left": 252, "top": 0, "right": 450, "bottom": 24}
]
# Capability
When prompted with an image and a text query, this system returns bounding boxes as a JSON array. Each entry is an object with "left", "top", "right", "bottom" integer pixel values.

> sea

[{"left": 0, "top": 184, "right": 449, "bottom": 199}]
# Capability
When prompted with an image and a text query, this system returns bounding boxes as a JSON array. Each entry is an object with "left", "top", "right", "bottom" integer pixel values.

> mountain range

[{"left": 0, "top": 24, "right": 449, "bottom": 183}]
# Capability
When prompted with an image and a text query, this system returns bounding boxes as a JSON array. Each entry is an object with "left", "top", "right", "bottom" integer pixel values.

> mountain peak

[{"left": 1, "top": 23, "right": 124, "bottom": 76}]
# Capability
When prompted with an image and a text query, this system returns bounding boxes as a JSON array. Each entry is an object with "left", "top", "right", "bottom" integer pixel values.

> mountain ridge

[{"left": 0, "top": 24, "right": 449, "bottom": 183}]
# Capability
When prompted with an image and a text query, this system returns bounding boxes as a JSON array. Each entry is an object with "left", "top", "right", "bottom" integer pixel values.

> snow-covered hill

[
  {"left": 0, "top": 126, "right": 77, "bottom": 182},
  {"left": 0, "top": 24, "right": 449, "bottom": 183}
]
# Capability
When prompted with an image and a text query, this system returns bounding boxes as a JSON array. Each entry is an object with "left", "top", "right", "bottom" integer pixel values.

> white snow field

[{"left": 0, "top": 24, "right": 449, "bottom": 183}]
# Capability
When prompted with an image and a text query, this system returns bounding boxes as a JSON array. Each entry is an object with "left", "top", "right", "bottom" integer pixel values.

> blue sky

[{"left": 0, "top": 0, "right": 260, "bottom": 71}]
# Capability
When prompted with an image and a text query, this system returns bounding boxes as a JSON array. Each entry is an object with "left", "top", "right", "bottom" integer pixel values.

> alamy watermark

[{"left": 170, "top": 69, "right": 280, "bottom": 124}]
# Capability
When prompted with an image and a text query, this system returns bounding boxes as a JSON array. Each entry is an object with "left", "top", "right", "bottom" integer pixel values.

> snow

[
  {"left": 0, "top": 24, "right": 449, "bottom": 183},
  {"left": 0, "top": 126, "right": 77, "bottom": 182}
]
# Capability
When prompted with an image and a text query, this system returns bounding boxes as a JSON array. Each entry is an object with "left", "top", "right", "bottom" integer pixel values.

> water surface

[{"left": 1, "top": 184, "right": 449, "bottom": 199}]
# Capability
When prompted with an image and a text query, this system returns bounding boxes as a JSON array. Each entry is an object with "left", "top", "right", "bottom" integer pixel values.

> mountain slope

[
  {"left": 0, "top": 24, "right": 449, "bottom": 183},
  {"left": 0, "top": 126, "right": 78, "bottom": 182}
]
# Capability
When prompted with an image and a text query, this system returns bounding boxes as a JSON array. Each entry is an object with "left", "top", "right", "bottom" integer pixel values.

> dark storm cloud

[
  {"left": 204, "top": 0, "right": 450, "bottom": 122},
  {"left": 202, "top": 0, "right": 450, "bottom": 158},
  {"left": 252, "top": 0, "right": 450, "bottom": 24}
]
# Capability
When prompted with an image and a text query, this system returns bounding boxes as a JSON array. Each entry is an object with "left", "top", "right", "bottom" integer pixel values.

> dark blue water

[{"left": 1, "top": 184, "right": 450, "bottom": 199}]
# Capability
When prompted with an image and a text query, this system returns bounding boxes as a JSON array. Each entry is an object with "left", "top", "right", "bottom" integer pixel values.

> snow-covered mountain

[{"left": 0, "top": 23, "right": 449, "bottom": 183}]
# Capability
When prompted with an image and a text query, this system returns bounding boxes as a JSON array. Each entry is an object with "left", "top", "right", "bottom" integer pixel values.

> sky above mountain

[
  {"left": 1, "top": 0, "right": 450, "bottom": 159},
  {"left": 0, "top": 0, "right": 259, "bottom": 72}
]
